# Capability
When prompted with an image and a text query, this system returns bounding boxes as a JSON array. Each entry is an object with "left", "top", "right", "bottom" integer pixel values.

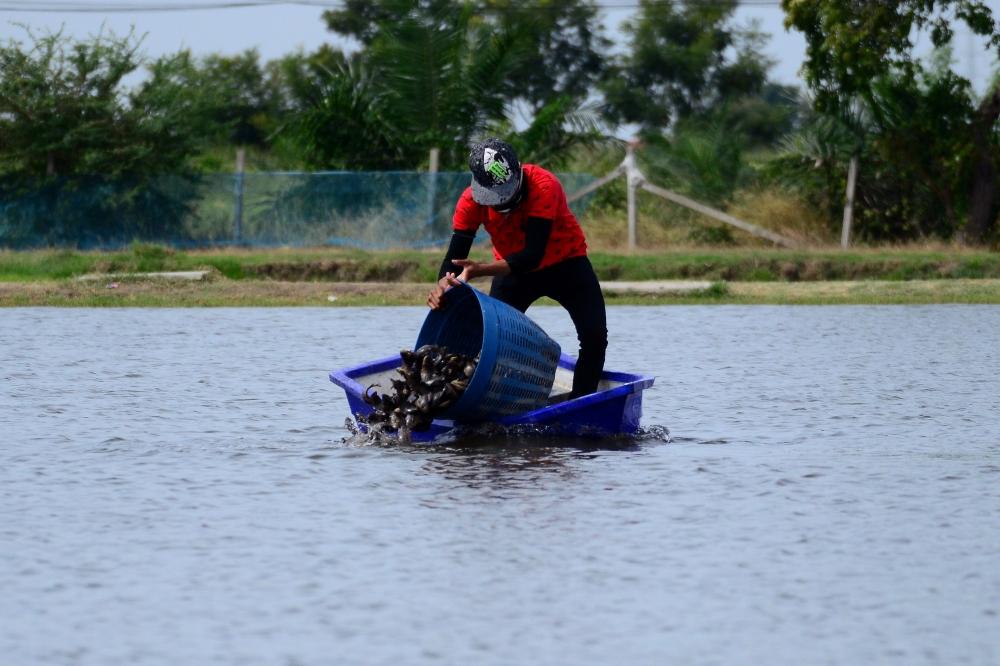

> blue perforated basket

[{"left": 415, "top": 283, "right": 561, "bottom": 421}]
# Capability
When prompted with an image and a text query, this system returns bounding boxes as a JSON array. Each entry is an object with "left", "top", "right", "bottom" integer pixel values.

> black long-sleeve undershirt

[
  {"left": 437, "top": 218, "right": 553, "bottom": 279},
  {"left": 438, "top": 230, "right": 476, "bottom": 278},
  {"left": 505, "top": 217, "right": 552, "bottom": 274}
]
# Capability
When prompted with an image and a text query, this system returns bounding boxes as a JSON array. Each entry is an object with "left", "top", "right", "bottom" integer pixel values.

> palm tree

[{"left": 288, "top": 7, "right": 520, "bottom": 170}]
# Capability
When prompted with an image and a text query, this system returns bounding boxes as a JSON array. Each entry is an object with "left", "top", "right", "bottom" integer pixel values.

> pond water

[{"left": 2, "top": 305, "right": 999, "bottom": 665}]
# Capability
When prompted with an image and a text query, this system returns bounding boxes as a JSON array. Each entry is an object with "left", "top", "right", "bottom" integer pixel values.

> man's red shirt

[{"left": 452, "top": 164, "right": 588, "bottom": 270}]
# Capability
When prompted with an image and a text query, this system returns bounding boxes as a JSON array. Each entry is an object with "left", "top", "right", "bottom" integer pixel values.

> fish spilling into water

[{"left": 362, "top": 344, "right": 478, "bottom": 434}]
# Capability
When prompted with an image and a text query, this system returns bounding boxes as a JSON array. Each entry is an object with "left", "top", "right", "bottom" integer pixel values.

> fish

[{"left": 360, "top": 344, "right": 480, "bottom": 435}]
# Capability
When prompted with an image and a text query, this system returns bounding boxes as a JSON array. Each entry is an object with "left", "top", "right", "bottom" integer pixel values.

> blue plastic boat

[{"left": 329, "top": 353, "right": 655, "bottom": 443}]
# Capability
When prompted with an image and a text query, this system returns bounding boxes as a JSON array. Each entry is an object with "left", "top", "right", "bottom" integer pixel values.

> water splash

[
  {"left": 632, "top": 424, "right": 673, "bottom": 443},
  {"left": 340, "top": 418, "right": 671, "bottom": 450}
]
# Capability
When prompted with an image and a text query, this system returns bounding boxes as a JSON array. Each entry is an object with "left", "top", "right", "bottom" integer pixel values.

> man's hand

[
  {"left": 450, "top": 258, "right": 479, "bottom": 282},
  {"left": 427, "top": 272, "right": 463, "bottom": 310},
  {"left": 427, "top": 259, "right": 510, "bottom": 309}
]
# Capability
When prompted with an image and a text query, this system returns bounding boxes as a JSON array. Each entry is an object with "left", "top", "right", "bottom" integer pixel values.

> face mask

[{"left": 491, "top": 181, "right": 525, "bottom": 213}]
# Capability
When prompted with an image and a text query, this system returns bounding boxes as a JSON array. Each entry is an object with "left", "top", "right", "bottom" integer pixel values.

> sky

[{"left": 1, "top": 1, "right": 997, "bottom": 92}]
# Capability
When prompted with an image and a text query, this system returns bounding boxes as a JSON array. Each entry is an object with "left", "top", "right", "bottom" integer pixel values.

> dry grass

[
  {"left": 581, "top": 209, "right": 689, "bottom": 250},
  {"left": 4, "top": 277, "right": 1000, "bottom": 306},
  {"left": 725, "top": 279, "right": 1000, "bottom": 304},
  {"left": 580, "top": 186, "right": 840, "bottom": 250},
  {"left": 0, "top": 279, "right": 431, "bottom": 307},
  {"left": 727, "top": 188, "right": 837, "bottom": 246}
]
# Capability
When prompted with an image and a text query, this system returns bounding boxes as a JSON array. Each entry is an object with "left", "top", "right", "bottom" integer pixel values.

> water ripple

[{"left": 1, "top": 306, "right": 999, "bottom": 665}]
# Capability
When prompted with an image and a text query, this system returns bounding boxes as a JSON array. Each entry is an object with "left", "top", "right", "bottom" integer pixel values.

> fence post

[
  {"left": 841, "top": 154, "right": 858, "bottom": 249},
  {"left": 624, "top": 142, "right": 641, "bottom": 251},
  {"left": 233, "top": 147, "right": 246, "bottom": 244},
  {"left": 427, "top": 147, "right": 440, "bottom": 230}
]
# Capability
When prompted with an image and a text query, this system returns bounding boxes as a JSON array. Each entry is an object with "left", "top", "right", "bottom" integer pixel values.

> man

[{"left": 427, "top": 137, "right": 607, "bottom": 398}]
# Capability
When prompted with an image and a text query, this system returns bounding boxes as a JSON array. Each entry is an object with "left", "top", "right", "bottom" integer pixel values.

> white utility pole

[
  {"left": 841, "top": 155, "right": 859, "bottom": 249},
  {"left": 427, "top": 147, "right": 440, "bottom": 229},
  {"left": 234, "top": 147, "right": 246, "bottom": 244},
  {"left": 624, "top": 143, "right": 641, "bottom": 252}
]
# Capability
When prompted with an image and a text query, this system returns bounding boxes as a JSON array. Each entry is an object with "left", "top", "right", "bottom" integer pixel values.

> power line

[
  {"left": 0, "top": 0, "right": 785, "bottom": 12},
  {"left": 0, "top": 1, "right": 288, "bottom": 11}
]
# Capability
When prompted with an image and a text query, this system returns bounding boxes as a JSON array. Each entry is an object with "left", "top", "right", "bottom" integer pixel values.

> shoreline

[{"left": 3, "top": 277, "right": 1000, "bottom": 306}]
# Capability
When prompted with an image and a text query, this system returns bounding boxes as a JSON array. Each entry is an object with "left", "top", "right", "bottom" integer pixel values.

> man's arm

[
  {"left": 450, "top": 217, "right": 553, "bottom": 282},
  {"left": 504, "top": 217, "right": 552, "bottom": 274},
  {"left": 429, "top": 230, "right": 477, "bottom": 310},
  {"left": 437, "top": 230, "right": 476, "bottom": 279}
]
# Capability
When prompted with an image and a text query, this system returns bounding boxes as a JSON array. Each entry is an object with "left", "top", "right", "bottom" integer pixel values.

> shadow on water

[
  {"left": 423, "top": 444, "right": 585, "bottom": 491},
  {"left": 411, "top": 425, "right": 671, "bottom": 493},
  {"left": 338, "top": 419, "right": 672, "bottom": 490}
]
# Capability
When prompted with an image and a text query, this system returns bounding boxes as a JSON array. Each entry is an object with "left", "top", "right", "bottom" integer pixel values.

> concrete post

[
  {"left": 841, "top": 155, "right": 859, "bottom": 249},
  {"left": 624, "top": 143, "right": 640, "bottom": 252},
  {"left": 234, "top": 147, "right": 246, "bottom": 244},
  {"left": 427, "top": 147, "right": 440, "bottom": 230}
]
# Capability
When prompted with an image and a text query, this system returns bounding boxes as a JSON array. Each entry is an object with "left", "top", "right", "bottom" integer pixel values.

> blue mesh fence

[{"left": 0, "top": 171, "right": 597, "bottom": 250}]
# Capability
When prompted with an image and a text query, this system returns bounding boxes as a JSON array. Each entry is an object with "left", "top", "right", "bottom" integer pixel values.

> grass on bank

[
  {"left": 2, "top": 243, "right": 1000, "bottom": 284},
  {"left": 4, "top": 278, "right": 1000, "bottom": 307}
]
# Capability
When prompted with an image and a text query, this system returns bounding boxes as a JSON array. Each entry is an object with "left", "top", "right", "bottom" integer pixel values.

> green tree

[
  {"left": 0, "top": 28, "right": 200, "bottom": 246},
  {"left": 783, "top": 0, "right": 1000, "bottom": 243},
  {"left": 289, "top": 5, "right": 604, "bottom": 170},
  {"left": 269, "top": 45, "right": 348, "bottom": 111},
  {"left": 322, "top": 0, "right": 610, "bottom": 112},
  {"left": 323, "top": 0, "right": 459, "bottom": 46},
  {"left": 284, "top": 58, "right": 407, "bottom": 170},
  {"left": 363, "top": 5, "right": 517, "bottom": 167},
  {"left": 479, "top": 0, "right": 610, "bottom": 112},
  {"left": 772, "top": 61, "right": 980, "bottom": 242},
  {"left": 719, "top": 82, "right": 802, "bottom": 148},
  {"left": 502, "top": 96, "right": 606, "bottom": 168},
  {"left": 197, "top": 50, "right": 280, "bottom": 146},
  {"left": 642, "top": 124, "right": 747, "bottom": 205},
  {"left": 601, "top": 0, "right": 770, "bottom": 132},
  {"left": 0, "top": 27, "right": 194, "bottom": 179},
  {"left": 287, "top": 6, "right": 516, "bottom": 169},
  {"left": 140, "top": 48, "right": 281, "bottom": 149}
]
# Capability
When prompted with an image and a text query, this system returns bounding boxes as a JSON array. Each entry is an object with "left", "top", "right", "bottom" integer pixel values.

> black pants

[{"left": 490, "top": 255, "right": 608, "bottom": 397}]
